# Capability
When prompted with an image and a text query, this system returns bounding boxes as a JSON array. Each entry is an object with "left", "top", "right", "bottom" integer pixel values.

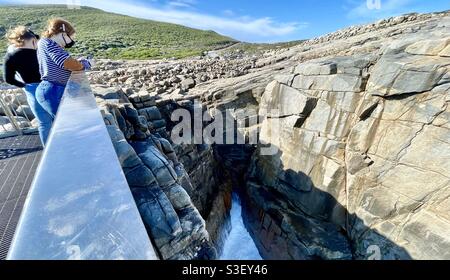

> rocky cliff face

[
  {"left": 243, "top": 12, "right": 450, "bottom": 260},
  {"left": 87, "top": 10, "right": 450, "bottom": 260},
  {"left": 91, "top": 89, "right": 217, "bottom": 260}
]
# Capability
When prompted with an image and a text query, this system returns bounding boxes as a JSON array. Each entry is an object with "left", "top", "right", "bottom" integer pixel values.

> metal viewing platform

[
  {"left": 0, "top": 133, "right": 42, "bottom": 260},
  {"left": 4, "top": 72, "right": 158, "bottom": 260}
]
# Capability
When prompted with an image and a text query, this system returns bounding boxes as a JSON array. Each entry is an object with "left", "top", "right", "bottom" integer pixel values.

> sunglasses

[{"left": 27, "top": 29, "right": 40, "bottom": 40}]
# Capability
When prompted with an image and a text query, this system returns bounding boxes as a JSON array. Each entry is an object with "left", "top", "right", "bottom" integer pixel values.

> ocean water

[{"left": 220, "top": 193, "right": 262, "bottom": 260}]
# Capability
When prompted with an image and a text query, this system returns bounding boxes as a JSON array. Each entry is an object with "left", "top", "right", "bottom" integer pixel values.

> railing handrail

[
  {"left": 0, "top": 91, "right": 23, "bottom": 135},
  {"left": 1, "top": 84, "right": 39, "bottom": 138},
  {"left": 7, "top": 72, "right": 158, "bottom": 260}
]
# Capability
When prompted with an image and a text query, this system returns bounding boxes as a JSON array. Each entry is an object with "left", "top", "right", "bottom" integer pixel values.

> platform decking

[{"left": 0, "top": 133, "right": 42, "bottom": 260}]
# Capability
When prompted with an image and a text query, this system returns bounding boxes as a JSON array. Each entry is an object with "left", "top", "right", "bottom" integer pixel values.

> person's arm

[
  {"left": 3, "top": 55, "right": 25, "bottom": 88},
  {"left": 63, "top": 57, "right": 84, "bottom": 71},
  {"left": 46, "top": 42, "right": 84, "bottom": 71}
]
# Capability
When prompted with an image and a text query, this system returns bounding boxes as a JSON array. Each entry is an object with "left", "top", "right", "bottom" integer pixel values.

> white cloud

[
  {"left": 223, "top": 9, "right": 235, "bottom": 17},
  {"left": 2, "top": 0, "right": 306, "bottom": 42},
  {"left": 167, "top": 0, "right": 197, "bottom": 9},
  {"left": 102, "top": 1, "right": 305, "bottom": 40}
]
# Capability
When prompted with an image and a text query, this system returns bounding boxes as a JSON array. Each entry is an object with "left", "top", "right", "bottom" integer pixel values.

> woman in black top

[{"left": 3, "top": 26, "right": 52, "bottom": 145}]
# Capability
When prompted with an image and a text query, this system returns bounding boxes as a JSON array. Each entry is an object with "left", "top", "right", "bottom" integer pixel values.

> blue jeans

[
  {"left": 23, "top": 83, "right": 53, "bottom": 145},
  {"left": 35, "top": 81, "right": 66, "bottom": 145}
]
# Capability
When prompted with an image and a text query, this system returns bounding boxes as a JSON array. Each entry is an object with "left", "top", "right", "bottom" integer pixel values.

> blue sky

[{"left": 1, "top": 0, "right": 449, "bottom": 42}]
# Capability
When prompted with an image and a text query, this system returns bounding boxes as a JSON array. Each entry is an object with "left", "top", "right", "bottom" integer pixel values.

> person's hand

[
  {"left": 87, "top": 57, "right": 96, "bottom": 68},
  {"left": 78, "top": 58, "right": 92, "bottom": 71}
]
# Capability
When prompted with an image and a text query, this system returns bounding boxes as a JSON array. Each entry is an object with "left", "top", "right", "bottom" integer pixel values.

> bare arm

[{"left": 63, "top": 57, "right": 84, "bottom": 71}]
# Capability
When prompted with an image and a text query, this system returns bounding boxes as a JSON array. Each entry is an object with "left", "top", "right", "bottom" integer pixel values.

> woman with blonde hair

[
  {"left": 3, "top": 26, "right": 52, "bottom": 144},
  {"left": 35, "top": 18, "right": 91, "bottom": 143}
]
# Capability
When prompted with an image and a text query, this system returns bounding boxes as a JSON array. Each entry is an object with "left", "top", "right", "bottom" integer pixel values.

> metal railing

[
  {"left": 0, "top": 84, "right": 38, "bottom": 138},
  {"left": 7, "top": 72, "right": 158, "bottom": 260}
]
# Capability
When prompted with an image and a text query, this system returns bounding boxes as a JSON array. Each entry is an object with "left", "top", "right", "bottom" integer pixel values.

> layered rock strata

[{"left": 85, "top": 10, "right": 450, "bottom": 260}]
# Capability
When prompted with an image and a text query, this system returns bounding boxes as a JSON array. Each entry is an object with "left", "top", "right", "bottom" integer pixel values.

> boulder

[
  {"left": 16, "top": 105, "right": 34, "bottom": 120},
  {"left": 181, "top": 78, "right": 196, "bottom": 90},
  {"left": 367, "top": 54, "right": 449, "bottom": 96},
  {"left": 260, "top": 81, "right": 318, "bottom": 117},
  {"left": 294, "top": 62, "right": 337, "bottom": 76},
  {"left": 0, "top": 116, "right": 10, "bottom": 125},
  {"left": 138, "top": 106, "right": 162, "bottom": 121},
  {"left": 405, "top": 38, "right": 450, "bottom": 56},
  {"left": 91, "top": 85, "right": 126, "bottom": 100},
  {"left": 292, "top": 74, "right": 366, "bottom": 92}
]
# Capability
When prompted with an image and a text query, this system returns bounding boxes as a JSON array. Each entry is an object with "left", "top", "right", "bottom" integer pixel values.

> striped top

[{"left": 37, "top": 38, "right": 71, "bottom": 85}]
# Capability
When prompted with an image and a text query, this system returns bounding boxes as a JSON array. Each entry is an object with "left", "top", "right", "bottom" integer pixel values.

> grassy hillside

[{"left": 0, "top": 5, "right": 237, "bottom": 59}]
